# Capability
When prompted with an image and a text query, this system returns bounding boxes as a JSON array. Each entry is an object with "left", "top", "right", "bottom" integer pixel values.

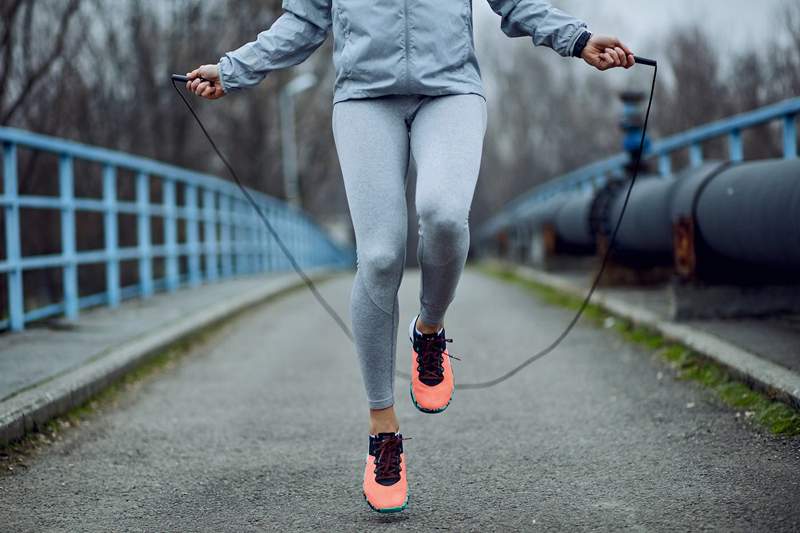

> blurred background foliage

[{"left": 1, "top": 0, "right": 799, "bottom": 262}]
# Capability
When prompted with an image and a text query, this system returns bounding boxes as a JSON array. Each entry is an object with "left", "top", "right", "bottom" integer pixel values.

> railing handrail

[
  {"left": 0, "top": 125, "right": 342, "bottom": 244},
  {"left": 649, "top": 96, "right": 800, "bottom": 155},
  {"left": 0, "top": 126, "right": 353, "bottom": 332},
  {"left": 478, "top": 96, "right": 800, "bottom": 239},
  {"left": 0, "top": 126, "right": 282, "bottom": 207}
]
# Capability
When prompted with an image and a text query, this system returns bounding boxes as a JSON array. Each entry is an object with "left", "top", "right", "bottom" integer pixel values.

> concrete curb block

[
  {"left": 0, "top": 271, "right": 338, "bottom": 446},
  {"left": 504, "top": 263, "right": 800, "bottom": 410}
]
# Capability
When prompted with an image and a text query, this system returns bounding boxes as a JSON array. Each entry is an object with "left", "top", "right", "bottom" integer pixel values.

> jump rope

[{"left": 171, "top": 55, "right": 657, "bottom": 390}]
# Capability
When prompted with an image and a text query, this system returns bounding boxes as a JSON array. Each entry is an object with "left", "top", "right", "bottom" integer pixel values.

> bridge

[{"left": 1, "top": 96, "right": 799, "bottom": 530}]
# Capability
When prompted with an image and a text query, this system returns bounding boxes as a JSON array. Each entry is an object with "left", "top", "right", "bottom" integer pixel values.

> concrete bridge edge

[
  {"left": 490, "top": 262, "right": 800, "bottom": 411},
  {"left": 0, "top": 270, "right": 339, "bottom": 447}
]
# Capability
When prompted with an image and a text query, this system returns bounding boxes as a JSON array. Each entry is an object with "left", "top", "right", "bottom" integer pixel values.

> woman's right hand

[{"left": 186, "top": 64, "right": 226, "bottom": 100}]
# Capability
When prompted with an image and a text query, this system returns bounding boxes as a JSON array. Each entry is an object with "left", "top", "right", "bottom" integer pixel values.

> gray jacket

[{"left": 218, "top": 0, "right": 588, "bottom": 103}]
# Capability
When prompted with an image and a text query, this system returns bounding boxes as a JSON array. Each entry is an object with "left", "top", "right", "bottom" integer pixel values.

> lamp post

[
  {"left": 279, "top": 73, "right": 317, "bottom": 208},
  {"left": 620, "top": 91, "right": 652, "bottom": 176}
]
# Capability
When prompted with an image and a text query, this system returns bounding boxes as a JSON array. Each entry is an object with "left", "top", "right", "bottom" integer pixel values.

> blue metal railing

[
  {"left": 478, "top": 96, "right": 800, "bottom": 241},
  {"left": 0, "top": 126, "right": 353, "bottom": 332}
]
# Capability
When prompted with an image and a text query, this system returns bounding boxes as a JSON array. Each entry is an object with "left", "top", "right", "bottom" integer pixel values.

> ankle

[
  {"left": 415, "top": 316, "right": 443, "bottom": 335},
  {"left": 370, "top": 421, "right": 400, "bottom": 435},
  {"left": 370, "top": 424, "right": 399, "bottom": 435},
  {"left": 369, "top": 406, "right": 399, "bottom": 435}
]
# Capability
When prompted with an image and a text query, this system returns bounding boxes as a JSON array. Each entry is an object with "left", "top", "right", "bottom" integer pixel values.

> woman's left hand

[{"left": 581, "top": 35, "right": 635, "bottom": 71}]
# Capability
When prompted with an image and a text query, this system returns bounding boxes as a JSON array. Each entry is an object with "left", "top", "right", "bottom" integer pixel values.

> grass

[
  {"left": 659, "top": 344, "right": 800, "bottom": 436},
  {"left": 479, "top": 263, "right": 800, "bottom": 437}
]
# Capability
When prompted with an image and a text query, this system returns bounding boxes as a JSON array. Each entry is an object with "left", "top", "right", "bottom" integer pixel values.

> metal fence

[
  {"left": 478, "top": 96, "right": 800, "bottom": 242},
  {"left": 0, "top": 127, "right": 353, "bottom": 332}
]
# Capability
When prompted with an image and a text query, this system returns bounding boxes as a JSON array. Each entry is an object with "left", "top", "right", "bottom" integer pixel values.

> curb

[
  {"left": 0, "top": 270, "right": 339, "bottom": 447},
  {"left": 501, "top": 263, "right": 800, "bottom": 411}
]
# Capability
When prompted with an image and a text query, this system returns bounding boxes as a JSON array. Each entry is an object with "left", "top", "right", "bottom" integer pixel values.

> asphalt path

[{"left": 2, "top": 269, "right": 799, "bottom": 532}]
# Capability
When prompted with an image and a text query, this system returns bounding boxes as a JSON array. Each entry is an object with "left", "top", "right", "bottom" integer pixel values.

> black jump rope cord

[
  {"left": 171, "top": 79, "right": 354, "bottom": 343},
  {"left": 171, "top": 57, "right": 656, "bottom": 390}
]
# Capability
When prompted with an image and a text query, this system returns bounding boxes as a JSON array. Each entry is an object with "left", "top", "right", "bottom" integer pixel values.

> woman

[{"left": 186, "top": 0, "right": 634, "bottom": 513}]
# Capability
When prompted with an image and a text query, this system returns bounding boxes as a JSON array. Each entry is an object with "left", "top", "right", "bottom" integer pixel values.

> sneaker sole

[
  {"left": 363, "top": 492, "right": 409, "bottom": 513},
  {"left": 409, "top": 382, "right": 452, "bottom": 414}
]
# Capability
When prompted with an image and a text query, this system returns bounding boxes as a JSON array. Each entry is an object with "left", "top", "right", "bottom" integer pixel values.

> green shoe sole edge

[
  {"left": 409, "top": 382, "right": 452, "bottom": 414},
  {"left": 363, "top": 492, "right": 409, "bottom": 513}
]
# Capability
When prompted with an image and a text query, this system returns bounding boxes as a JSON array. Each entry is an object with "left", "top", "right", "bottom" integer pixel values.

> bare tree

[{"left": 0, "top": 0, "right": 81, "bottom": 124}]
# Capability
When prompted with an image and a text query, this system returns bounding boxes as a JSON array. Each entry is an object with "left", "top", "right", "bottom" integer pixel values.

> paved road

[
  {"left": 2, "top": 270, "right": 799, "bottom": 532},
  {"left": 0, "top": 274, "right": 297, "bottom": 401}
]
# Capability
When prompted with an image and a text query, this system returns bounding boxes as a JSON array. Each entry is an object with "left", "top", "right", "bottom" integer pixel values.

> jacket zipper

[{"left": 403, "top": 0, "right": 410, "bottom": 92}]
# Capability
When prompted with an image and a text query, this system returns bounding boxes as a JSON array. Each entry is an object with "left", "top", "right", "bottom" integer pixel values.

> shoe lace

[
  {"left": 374, "top": 435, "right": 408, "bottom": 485},
  {"left": 415, "top": 335, "right": 461, "bottom": 385}
]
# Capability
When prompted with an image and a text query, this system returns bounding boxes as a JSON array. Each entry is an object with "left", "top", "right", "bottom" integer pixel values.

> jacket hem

[{"left": 332, "top": 84, "right": 486, "bottom": 105}]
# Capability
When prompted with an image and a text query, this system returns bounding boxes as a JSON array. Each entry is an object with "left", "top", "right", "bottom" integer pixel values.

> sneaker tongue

[{"left": 369, "top": 433, "right": 403, "bottom": 457}]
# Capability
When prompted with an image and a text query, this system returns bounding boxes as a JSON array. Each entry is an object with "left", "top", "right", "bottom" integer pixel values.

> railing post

[
  {"left": 3, "top": 142, "right": 24, "bottom": 331},
  {"left": 163, "top": 178, "right": 179, "bottom": 292},
  {"left": 728, "top": 130, "right": 743, "bottom": 162},
  {"left": 244, "top": 208, "right": 253, "bottom": 274},
  {"left": 689, "top": 143, "right": 703, "bottom": 167},
  {"left": 255, "top": 202, "right": 266, "bottom": 273},
  {"left": 243, "top": 200, "right": 252, "bottom": 274},
  {"left": 220, "top": 194, "right": 233, "bottom": 278},
  {"left": 203, "top": 188, "right": 218, "bottom": 282},
  {"left": 244, "top": 200, "right": 253, "bottom": 273},
  {"left": 293, "top": 216, "right": 302, "bottom": 267},
  {"left": 292, "top": 216, "right": 300, "bottom": 267},
  {"left": 784, "top": 114, "right": 797, "bottom": 159},
  {"left": 103, "top": 165, "right": 120, "bottom": 307},
  {"left": 658, "top": 154, "right": 671, "bottom": 177},
  {"left": 252, "top": 213, "right": 260, "bottom": 274},
  {"left": 290, "top": 215, "right": 298, "bottom": 268},
  {"left": 281, "top": 206, "right": 294, "bottom": 270},
  {"left": 276, "top": 207, "right": 286, "bottom": 271},
  {"left": 235, "top": 199, "right": 245, "bottom": 275},
  {"left": 185, "top": 183, "right": 201, "bottom": 287},
  {"left": 230, "top": 199, "right": 238, "bottom": 275},
  {"left": 59, "top": 155, "right": 78, "bottom": 320},
  {"left": 261, "top": 215, "right": 269, "bottom": 272},
  {"left": 307, "top": 221, "right": 315, "bottom": 266},
  {"left": 136, "top": 172, "right": 153, "bottom": 297},
  {"left": 304, "top": 221, "right": 311, "bottom": 266},
  {"left": 265, "top": 203, "right": 274, "bottom": 272},
  {"left": 251, "top": 208, "right": 260, "bottom": 273},
  {"left": 591, "top": 175, "right": 601, "bottom": 191}
]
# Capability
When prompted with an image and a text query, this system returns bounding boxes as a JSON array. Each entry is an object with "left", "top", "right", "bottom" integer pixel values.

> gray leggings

[{"left": 332, "top": 93, "right": 487, "bottom": 410}]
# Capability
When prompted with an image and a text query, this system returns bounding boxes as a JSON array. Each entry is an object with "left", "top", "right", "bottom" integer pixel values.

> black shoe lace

[
  {"left": 374, "top": 435, "right": 407, "bottom": 486},
  {"left": 414, "top": 334, "right": 461, "bottom": 386}
]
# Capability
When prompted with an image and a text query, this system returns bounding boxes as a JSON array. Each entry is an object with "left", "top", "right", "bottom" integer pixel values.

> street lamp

[{"left": 279, "top": 72, "right": 317, "bottom": 208}]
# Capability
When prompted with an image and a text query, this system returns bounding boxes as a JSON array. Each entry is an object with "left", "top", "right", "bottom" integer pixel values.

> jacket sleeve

[
  {"left": 485, "top": 0, "right": 588, "bottom": 57},
  {"left": 218, "top": 1, "right": 332, "bottom": 92}
]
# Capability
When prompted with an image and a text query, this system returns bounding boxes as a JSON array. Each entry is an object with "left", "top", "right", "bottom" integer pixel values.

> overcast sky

[
  {"left": 475, "top": 0, "right": 781, "bottom": 56},
  {"left": 562, "top": 0, "right": 776, "bottom": 48},
  {"left": 470, "top": 0, "right": 788, "bottom": 93}
]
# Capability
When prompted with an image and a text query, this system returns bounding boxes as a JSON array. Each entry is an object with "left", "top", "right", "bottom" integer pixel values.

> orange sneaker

[
  {"left": 363, "top": 433, "right": 408, "bottom": 513},
  {"left": 409, "top": 315, "right": 455, "bottom": 413}
]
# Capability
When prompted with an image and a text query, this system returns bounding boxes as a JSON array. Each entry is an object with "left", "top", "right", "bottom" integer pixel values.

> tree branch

[
  {"left": 0, "top": 0, "right": 28, "bottom": 108},
  {"left": 1, "top": 0, "right": 80, "bottom": 124}
]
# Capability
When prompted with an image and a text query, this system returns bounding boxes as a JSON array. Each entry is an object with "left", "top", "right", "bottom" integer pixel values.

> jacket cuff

[
  {"left": 217, "top": 56, "right": 240, "bottom": 94},
  {"left": 571, "top": 30, "right": 591, "bottom": 58},
  {"left": 565, "top": 24, "right": 590, "bottom": 57}
]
